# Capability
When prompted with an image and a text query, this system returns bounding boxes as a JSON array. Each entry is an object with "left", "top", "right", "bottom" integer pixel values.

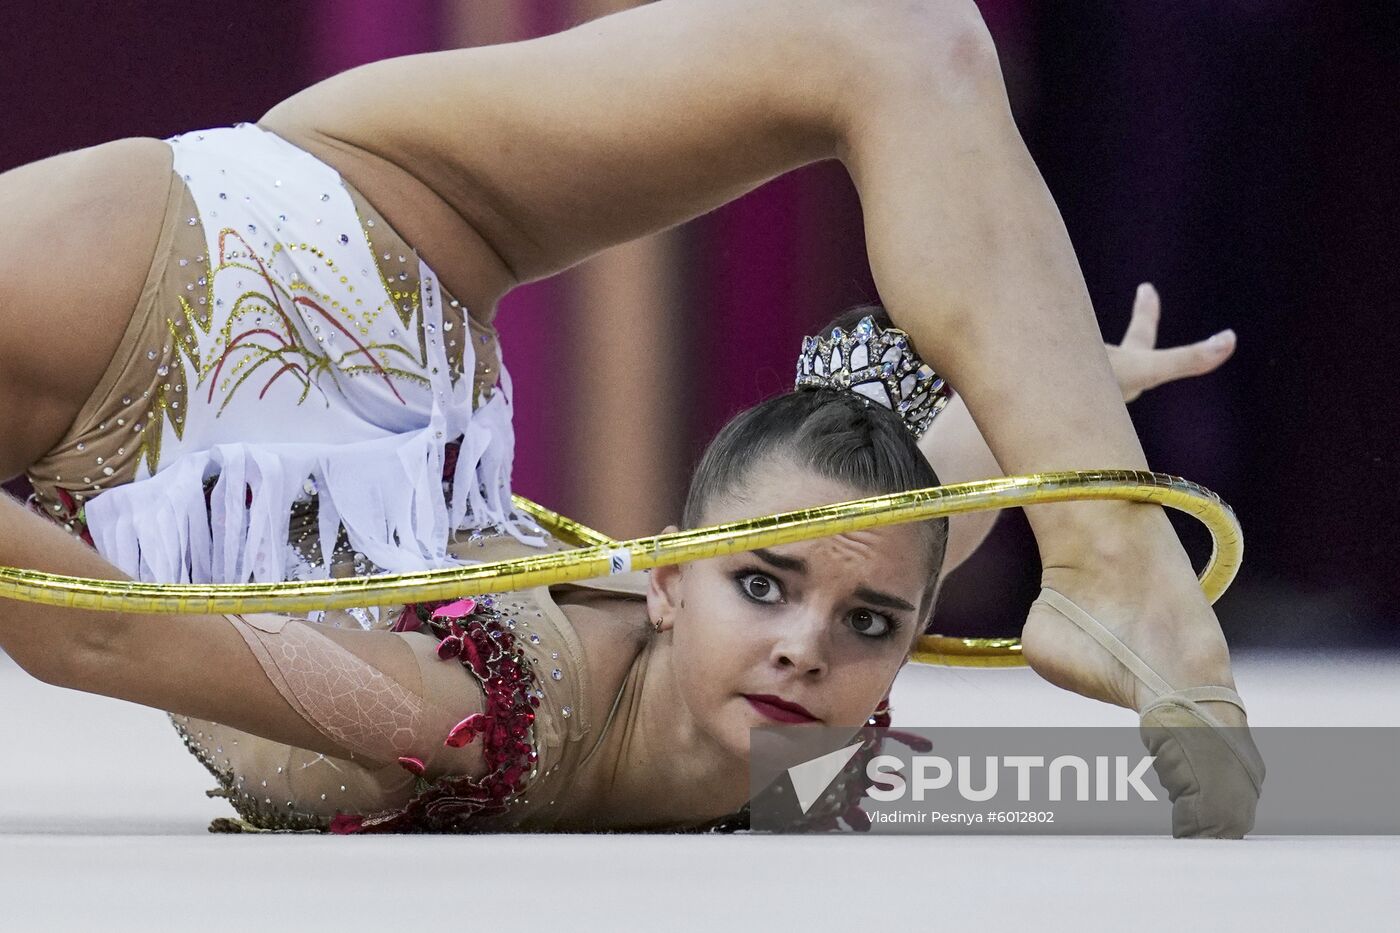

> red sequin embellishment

[
  {"left": 333, "top": 595, "right": 541, "bottom": 834},
  {"left": 434, "top": 597, "right": 476, "bottom": 619},
  {"left": 389, "top": 609, "right": 421, "bottom": 633},
  {"left": 444, "top": 713, "right": 493, "bottom": 748}
]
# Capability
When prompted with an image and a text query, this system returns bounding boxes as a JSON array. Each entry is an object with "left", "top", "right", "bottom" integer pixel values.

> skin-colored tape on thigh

[{"left": 223, "top": 613, "right": 427, "bottom": 766}]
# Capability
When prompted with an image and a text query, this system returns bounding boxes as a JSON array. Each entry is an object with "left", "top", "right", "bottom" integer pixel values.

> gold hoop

[{"left": 0, "top": 470, "right": 1240, "bottom": 668}]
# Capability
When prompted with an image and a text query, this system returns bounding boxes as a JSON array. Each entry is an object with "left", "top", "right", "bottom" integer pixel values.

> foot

[{"left": 1019, "top": 522, "right": 1248, "bottom": 731}]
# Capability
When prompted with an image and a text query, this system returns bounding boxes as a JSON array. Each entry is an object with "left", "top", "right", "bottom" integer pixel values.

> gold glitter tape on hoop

[
  {"left": 509, "top": 494, "right": 1032, "bottom": 667},
  {"left": 0, "top": 471, "right": 1241, "bottom": 669},
  {"left": 509, "top": 495, "right": 614, "bottom": 548}
]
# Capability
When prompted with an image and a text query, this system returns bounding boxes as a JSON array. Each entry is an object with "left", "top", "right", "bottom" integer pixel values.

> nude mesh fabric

[
  {"left": 228, "top": 613, "right": 429, "bottom": 764},
  {"left": 170, "top": 615, "right": 489, "bottom": 831},
  {"left": 170, "top": 531, "right": 651, "bottom": 832}
]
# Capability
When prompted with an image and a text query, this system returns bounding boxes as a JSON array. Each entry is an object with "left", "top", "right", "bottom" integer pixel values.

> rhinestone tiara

[{"left": 794, "top": 315, "right": 955, "bottom": 438}]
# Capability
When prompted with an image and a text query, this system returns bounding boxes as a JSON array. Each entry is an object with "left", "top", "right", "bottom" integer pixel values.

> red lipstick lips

[{"left": 744, "top": 694, "right": 820, "bottom": 724}]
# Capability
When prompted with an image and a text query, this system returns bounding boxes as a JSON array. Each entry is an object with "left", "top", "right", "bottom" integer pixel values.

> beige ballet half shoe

[{"left": 1033, "top": 586, "right": 1266, "bottom": 838}]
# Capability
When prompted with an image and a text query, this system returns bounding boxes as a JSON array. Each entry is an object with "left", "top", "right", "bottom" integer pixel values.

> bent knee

[{"left": 841, "top": 0, "right": 1003, "bottom": 103}]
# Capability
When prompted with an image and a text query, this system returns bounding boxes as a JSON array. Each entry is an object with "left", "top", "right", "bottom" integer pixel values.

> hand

[{"left": 1106, "top": 283, "right": 1237, "bottom": 403}]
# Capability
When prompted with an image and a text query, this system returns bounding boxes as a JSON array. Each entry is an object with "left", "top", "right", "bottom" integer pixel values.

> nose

[{"left": 770, "top": 612, "right": 829, "bottom": 677}]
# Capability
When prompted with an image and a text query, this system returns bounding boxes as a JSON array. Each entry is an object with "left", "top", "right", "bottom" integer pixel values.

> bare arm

[
  {"left": 919, "top": 391, "right": 1004, "bottom": 573},
  {"left": 0, "top": 494, "right": 480, "bottom": 768},
  {"left": 926, "top": 284, "right": 1239, "bottom": 574}
]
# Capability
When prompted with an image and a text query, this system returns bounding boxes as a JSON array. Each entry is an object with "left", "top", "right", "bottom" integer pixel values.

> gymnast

[
  {"left": 0, "top": 0, "right": 1261, "bottom": 834},
  {"left": 0, "top": 297, "right": 1239, "bottom": 832}
]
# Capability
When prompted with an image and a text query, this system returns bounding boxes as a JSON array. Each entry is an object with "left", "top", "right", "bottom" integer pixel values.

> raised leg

[
  {"left": 840, "top": 7, "right": 1244, "bottom": 734},
  {"left": 262, "top": 0, "right": 1250, "bottom": 735}
]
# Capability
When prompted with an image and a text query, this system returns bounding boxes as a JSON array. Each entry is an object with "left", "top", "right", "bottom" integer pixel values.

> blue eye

[
  {"left": 849, "top": 608, "right": 895, "bottom": 639},
  {"left": 735, "top": 571, "right": 782, "bottom": 604}
]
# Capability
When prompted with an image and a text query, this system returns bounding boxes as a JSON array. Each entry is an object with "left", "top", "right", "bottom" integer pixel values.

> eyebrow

[
  {"left": 752, "top": 548, "right": 806, "bottom": 574},
  {"left": 853, "top": 587, "right": 916, "bottom": 613},
  {"left": 750, "top": 548, "right": 917, "bottom": 613}
]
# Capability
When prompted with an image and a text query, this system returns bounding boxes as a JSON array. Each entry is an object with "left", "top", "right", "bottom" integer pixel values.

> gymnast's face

[{"left": 649, "top": 458, "right": 932, "bottom": 761}]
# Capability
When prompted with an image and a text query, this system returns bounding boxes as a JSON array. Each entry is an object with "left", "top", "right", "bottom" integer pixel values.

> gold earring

[{"left": 652, "top": 616, "right": 664, "bottom": 633}]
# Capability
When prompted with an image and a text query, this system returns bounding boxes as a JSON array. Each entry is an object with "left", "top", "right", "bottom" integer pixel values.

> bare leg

[
  {"left": 843, "top": 8, "right": 1240, "bottom": 725},
  {"left": 264, "top": 0, "right": 1243, "bottom": 725}
]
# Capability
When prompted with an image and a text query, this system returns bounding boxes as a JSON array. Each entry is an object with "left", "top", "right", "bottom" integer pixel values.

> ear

[{"left": 646, "top": 524, "right": 684, "bottom": 632}]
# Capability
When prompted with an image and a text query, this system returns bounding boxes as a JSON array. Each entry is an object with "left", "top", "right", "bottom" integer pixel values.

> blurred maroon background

[{"left": 2, "top": 0, "right": 1395, "bottom": 647}]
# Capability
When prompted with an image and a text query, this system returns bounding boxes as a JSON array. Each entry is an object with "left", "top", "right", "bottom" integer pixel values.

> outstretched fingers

[
  {"left": 1119, "top": 282, "right": 1162, "bottom": 350},
  {"left": 1147, "top": 329, "right": 1237, "bottom": 384},
  {"left": 1111, "top": 283, "right": 1237, "bottom": 402}
]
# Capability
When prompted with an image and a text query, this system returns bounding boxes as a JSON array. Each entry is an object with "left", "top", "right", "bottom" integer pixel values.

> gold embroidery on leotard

[{"left": 25, "top": 167, "right": 506, "bottom": 536}]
